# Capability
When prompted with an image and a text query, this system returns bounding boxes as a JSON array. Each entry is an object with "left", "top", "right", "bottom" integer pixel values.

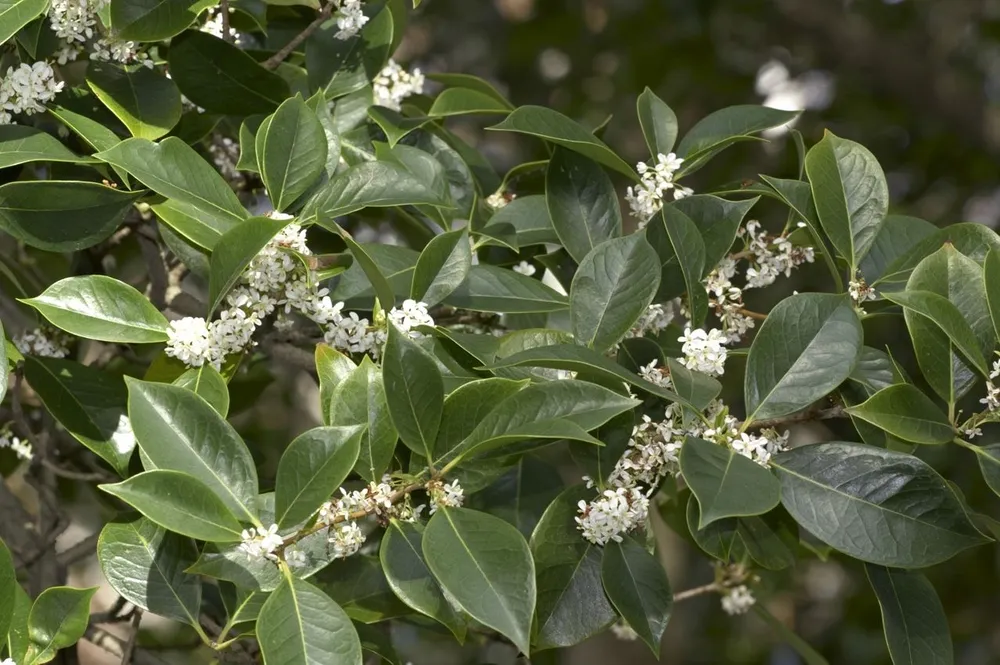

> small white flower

[
  {"left": 285, "top": 547, "right": 307, "bottom": 567},
  {"left": 13, "top": 328, "right": 68, "bottom": 358},
  {"left": 329, "top": 522, "right": 366, "bottom": 558},
  {"left": 678, "top": 327, "right": 728, "bottom": 377},
  {"left": 721, "top": 585, "right": 756, "bottom": 615},
  {"left": 239, "top": 524, "right": 283, "bottom": 561},
  {"left": 334, "top": 0, "right": 368, "bottom": 40},
  {"left": 372, "top": 59, "right": 424, "bottom": 111},
  {"left": 485, "top": 190, "right": 512, "bottom": 209},
  {"left": 428, "top": 479, "right": 464, "bottom": 514},
  {"left": 512, "top": 260, "right": 536, "bottom": 277},
  {"left": 626, "top": 152, "right": 687, "bottom": 225},
  {"left": 0, "top": 431, "right": 33, "bottom": 462},
  {"left": 848, "top": 275, "right": 877, "bottom": 305},
  {"left": 110, "top": 414, "right": 136, "bottom": 455},
  {"left": 91, "top": 37, "right": 154, "bottom": 68},
  {"left": 388, "top": 299, "right": 434, "bottom": 336},
  {"left": 575, "top": 487, "right": 649, "bottom": 545}
]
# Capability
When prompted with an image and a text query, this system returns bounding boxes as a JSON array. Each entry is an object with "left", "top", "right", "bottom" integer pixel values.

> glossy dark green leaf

[
  {"left": 848, "top": 347, "right": 901, "bottom": 393},
  {"left": 672, "top": 194, "right": 757, "bottom": 277},
  {"left": 429, "top": 87, "right": 509, "bottom": 116},
  {"left": 423, "top": 507, "right": 536, "bottom": 655},
  {"left": 637, "top": 87, "right": 678, "bottom": 155},
  {"left": 968, "top": 444, "right": 1000, "bottom": 499},
  {"left": 328, "top": 243, "right": 417, "bottom": 309},
  {"left": 884, "top": 289, "right": 989, "bottom": 379},
  {"left": 173, "top": 365, "right": 229, "bottom": 416},
  {"left": 383, "top": 323, "right": 443, "bottom": 459},
  {"left": 545, "top": 147, "right": 621, "bottom": 263},
  {"left": 257, "top": 573, "right": 363, "bottom": 665},
  {"left": 744, "top": 293, "right": 863, "bottom": 422},
  {"left": 259, "top": 96, "right": 328, "bottom": 211},
  {"left": 644, "top": 204, "right": 705, "bottom": 305},
  {"left": 860, "top": 215, "right": 938, "bottom": 285},
  {"left": 483, "top": 343, "right": 682, "bottom": 403},
  {"left": 664, "top": 358, "right": 721, "bottom": 410},
  {"left": 126, "top": 378, "right": 258, "bottom": 522},
  {"left": 0, "top": 0, "right": 46, "bottom": 44},
  {"left": 686, "top": 496, "right": 797, "bottom": 571},
  {"left": 318, "top": 555, "right": 409, "bottom": 624},
  {"left": 96, "top": 137, "right": 248, "bottom": 228},
  {"left": 410, "top": 229, "right": 472, "bottom": 306},
  {"left": 305, "top": 2, "right": 392, "bottom": 99},
  {"left": 805, "top": 131, "right": 889, "bottom": 269},
  {"left": 111, "top": 0, "right": 213, "bottom": 40},
  {"left": 432, "top": 377, "right": 528, "bottom": 463},
  {"left": 152, "top": 198, "right": 234, "bottom": 251},
  {"left": 329, "top": 357, "right": 397, "bottom": 482},
  {"left": 444, "top": 264, "right": 568, "bottom": 314},
  {"left": 208, "top": 216, "right": 290, "bottom": 315},
  {"left": 0, "top": 125, "right": 91, "bottom": 168},
  {"left": 477, "top": 456, "right": 563, "bottom": 539},
  {"left": 985, "top": 249, "right": 1000, "bottom": 344},
  {"left": 488, "top": 105, "right": 636, "bottom": 179},
  {"left": 427, "top": 73, "right": 513, "bottom": 109},
  {"left": 275, "top": 426, "right": 363, "bottom": 529},
  {"left": 316, "top": 344, "right": 355, "bottom": 424},
  {"left": 101, "top": 469, "right": 242, "bottom": 542},
  {"left": 7, "top": 583, "right": 30, "bottom": 663},
  {"left": 23, "top": 275, "right": 168, "bottom": 343},
  {"left": 680, "top": 436, "right": 780, "bottom": 527},
  {"left": 87, "top": 62, "right": 182, "bottom": 140},
  {"left": 303, "top": 160, "right": 445, "bottom": 225},
  {"left": 169, "top": 30, "right": 289, "bottom": 115},
  {"left": 97, "top": 518, "right": 201, "bottom": 625},
  {"left": 24, "top": 356, "right": 132, "bottom": 474},
  {"left": 367, "top": 106, "right": 429, "bottom": 147},
  {"left": 601, "top": 538, "right": 672, "bottom": 655},
  {"left": 26, "top": 586, "right": 98, "bottom": 663},
  {"left": 866, "top": 565, "right": 953, "bottom": 665},
  {"left": 879, "top": 223, "right": 1000, "bottom": 288},
  {"left": 530, "top": 485, "right": 616, "bottom": 649},
  {"left": 570, "top": 234, "right": 660, "bottom": 351},
  {"left": 482, "top": 195, "right": 556, "bottom": 247},
  {"left": 380, "top": 520, "right": 466, "bottom": 640},
  {"left": 773, "top": 442, "right": 989, "bottom": 567},
  {"left": 845, "top": 384, "right": 953, "bottom": 445},
  {"left": 677, "top": 105, "right": 798, "bottom": 174},
  {"left": 0, "top": 180, "right": 141, "bottom": 251}
]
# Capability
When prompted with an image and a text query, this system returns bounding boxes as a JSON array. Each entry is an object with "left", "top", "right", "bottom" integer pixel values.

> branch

[
  {"left": 672, "top": 582, "right": 722, "bottom": 602},
  {"left": 744, "top": 404, "right": 846, "bottom": 431},
  {"left": 736, "top": 307, "right": 767, "bottom": 321},
  {"left": 121, "top": 609, "right": 143, "bottom": 664},
  {"left": 262, "top": 3, "right": 334, "bottom": 70},
  {"left": 220, "top": 0, "right": 232, "bottom": 43}
]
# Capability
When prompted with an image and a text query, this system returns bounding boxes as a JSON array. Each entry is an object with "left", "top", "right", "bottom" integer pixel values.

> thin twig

[
  {"left": 121, "top": 608, "right": 143, "bottom": 664},
  {"left": 262, "top": 2, "right": 335, "bottom": 70},
  {"left": 736, "top": 307, "right": 768, "bottom": 321},
  {"left": 41, "top": 459, "right": 110, "bottom": 482},
  {"left": 745, "top": 404, "right": 846, "bottom": 431},
  {"left": 58, "top": 532, "right": 101, "bottom": 566},
  {"left": 672, "top": 582, "right": 722, "bottom": 602},
  {"left": 220, "top": 0, "right": 232, "bottom": 43}
]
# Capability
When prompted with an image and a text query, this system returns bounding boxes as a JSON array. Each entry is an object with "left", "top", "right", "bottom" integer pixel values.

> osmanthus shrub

[{"left": 0, "top": 1, "right": 995, "bottom": 664}]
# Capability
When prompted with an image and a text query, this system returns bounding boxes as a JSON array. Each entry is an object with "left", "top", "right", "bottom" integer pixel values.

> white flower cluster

[
  {"left": 625, "top": 152, "right": 693, "bottom": 225},
  {"left": 49, "top": 0, "right": 106, "bottom": 45},
  {"left": 13, "top": 328, "right": 69, "bottom": 358},
  {"left": 485, "top": 190, "right": 513, "bottom": 210},
  {"left": 334, "top": 0, "right": 368, "bottom": 40},
  {"left": 0, "top": 430, "right": 33, "bottom": 462},
  {"left": 91, "top": 37, "right": 154, "bottom": 68},
  {"left": 427, "top": 479, "right": 464, "bottom": 514},
  {"left": 165, "top": 219, "right": 434, "bottom": 368},
  {"left": 848, "top": 274, "right": 877, "bottom": 309},
  {"left": 512, "top": 260, "right": 536, "bottom": 277},
  {"left": 575, "top": 486, "right": 649, "bottom": 545},
  {"left": 981, "top": 359, "right": 1000, "bottom": 411},
  {"left": 329, "top": 522, "right": 366, "bottom": 558},
  {"left": 373, "top": 59, "right": 425, "bottom": 111},
  {"left": 239, "top": 524, "right": 283, "bottom": 561},
  {"left": 0, "top": 62, "right": 64, "bottom": 124},
  {"left": 201, "top": 7, "right": 243, "bottom": 44},
  {"left": 720, "top": 584, "right": 756, "bottom": 615},
  {"left": 678, "top": 327, "right": 728, "bottom": 376},
  {"left": 626, "top": 301, "right": 676, "bottom": 339}
]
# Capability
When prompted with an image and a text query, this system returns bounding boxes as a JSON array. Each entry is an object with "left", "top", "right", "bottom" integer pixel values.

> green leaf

[
  {"left": 0, "top": 0, "right": 46, "bottom": 45},
  {"left": 367, "top": 106, "right": 429, "bottom": 147},
  {"left": 601, "top": 538, "right": 672, "bottom": 655},
  {"left": 680, "top": 436, "right": 781, "bottom": 528},
  {"left": 87, "top": 62, "right": 182, "bottom": 140},
  {"left": 677, "top": 105, "right": 798, "bottom": 175},
  {"left": 478, "top": 456, "right": 563, "bottom": 538},
  {"left": 530, "top": 486, "right": 616, "bottom": 649},
  {"left": 428, "top": 87, "right": 510, "bottom": 116},
  {"left": 985, "top": 248, "right": 1000, "bottom": 344},
  {"left": 101, "top": 470, "right": 245, "bottom": 542},
  {"left": 22, "top": 275, "right": 168, "bottom": 343},
  {"left": 488, "top": 105, "right": 637, "bottom": 179},
  {"left": 275, "top": 426, "right": 363, "bottom": 529},
  {"left": 328, "top": 243, "right": 417, "bottom": 309},
  {"left": 0, "top": 539, "right": 15, "bottom": 641},
  {"left": 848, "top": 346, "right": 902, "bottom": 393},
  {"left": 95, "top": 137, "right": 248, "bottom": 228},
  {"left": 0, "top": 125, "right": 93, "bottom": 168},
  {"left": 383, "top": 324, "right": 443, "bottom": 459},
  {"left": 444, "top": 264, "right": 568, "bottom": 314},
  {"left": 257, "top": 573, "right": 363, "bottom": 665},
  {"left": 173, "top": 365, "right": 230, "bottom": 416},
  {"left": 0, "top": 180, "right": 141, "bottom": 252},
  {"left": 664, "top": 358, "right": 721, "bottom": 410},
  {"left": 672, "top": 194, "right": 757, "bottom": 278},
  {"left": 380, "top": 521, "right": 466, "bottom": 640},
  {"left": 303, "top": 161, "right": 446, "bottom": 224},
  {"left": 545, "top": 147, "right": 622, "bottom": 263},
  {"left": 570, "top": 234, "right": 661, "bottom": 351},
  {"left": 860, "top": 215, "right": 938, "bottom": 285},
  {"left": 168, "top": 30, "right": 289, "bottom": 115},
  {"left": 306, "top": 3, "right": 392, "bottom": 99},
  {"left": 644, "top": 204, "right": 705, "bottom": 306},
  {"left": 111, "top": 0, "right": 213, "bottom": 40},
  {"left": 208, "top": 215, "right": 290, "bottom": 315},
  {"left": 24, "top": 356, "right": 132, "bottom": 474},
  {"left": 335, "top": 228, "right": 397, "bottom": 310},
  {"left": 967, "top": 444, "right": 1000, "bottom": 499},
  {"left": 637, "top": 87, "right": 678, "bottom": 156},
  {"left": 423, "top": 507, "right": 536, "bottom": 655},
  {"left": 152, "top": 198, "right": 232, "bottom": 251},
  {"left": 316, "top": 344, "right": 356, "bottom": 424},
  {"left": 773, "top": 442, "right": 989, "bottom": 567},
  {"left": 127, "top": 378, "right": 258, "bottom": 522},
  {"left": 427, "top": 73, "right": 513, "bottom": 109},
  {"left": 0, "top": 320, "right": 5, "bottom": 407},
  {"left": 879, "top": 223, "right": 1000, "bottom": 288},
  {"left": 447, "top": 380, "right": 639, "bottom": 462},
  {"left": 845, "top": 384, "right": 953, "bottom": 445},
  {"left": 804, "top": 130, "right": 889, "bottom": 269},
  {"left": 410, "top": 229, "right": 472, "bottom": 306},
  {"left": 318, "top": 555, "right": 409, "bottom": 624},
  {"left": 329, "top": 358, "right": 396, "bottom": 481},
  {"left": 97, "top": 518, "right": 201, "bottom": 625},
  {"left": 883, "top": 290, "right": 989, "bottom": 378},
  {"left": 27, "top": 587, "right": 98, "bottom": 663},
  {"left": 8, "top": 583, "right": 30, "bottom": 663},
  {"left": 744, "top": 293, "right": 863, "bottom": 422},
  {"left": 686, "top": 496, "right": 797, "bottom": 571},
  {"left": 482, "top": 195, "right": 557, "bottom": 247},
  {"left": 483, "top": 343, "right": 682, "bottom": 403},
  {"left": 432, "top": 377, "right": 528, "bottom": 462},
  {"left": 866, "top": 565, "right": 953, "bottom": 665},
  {"left": 259, "top": 96, "right": 328, "bottom": 211}
]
